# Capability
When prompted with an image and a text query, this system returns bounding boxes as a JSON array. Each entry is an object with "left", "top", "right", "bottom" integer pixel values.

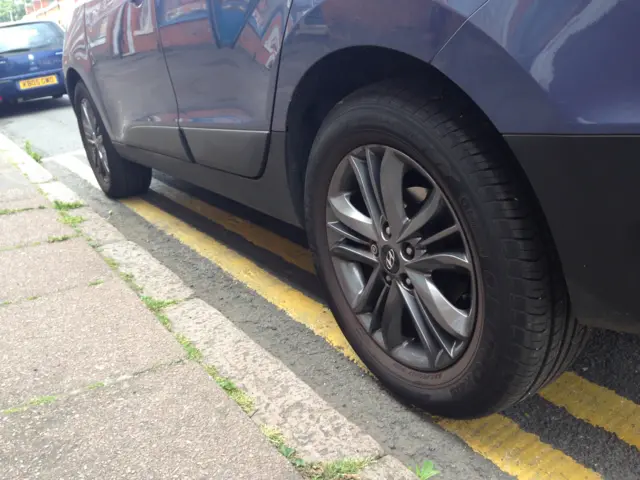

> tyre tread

[{"left": 306, "top": 79, "right": 589, "bottom": 416}]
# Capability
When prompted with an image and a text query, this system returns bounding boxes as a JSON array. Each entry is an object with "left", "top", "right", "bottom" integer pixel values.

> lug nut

[
  {"left": 403, "top": 276, "right": 413, "bottom": 288},
  {"left": 384, "top": 225, "right": 391, "bottom": 237},
  {"left": 384, "top": 274, "right": 392, "bottom": 283},
  {"left": 370, "top": 243, "right": 378, "bottom": 255},
  {"left": 404, "top": 245, "right": 414, "bottom": 258}
]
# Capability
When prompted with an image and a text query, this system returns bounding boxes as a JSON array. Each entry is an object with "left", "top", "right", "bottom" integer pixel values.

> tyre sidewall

[
  {"left": 305, "top": 102, "right": 515, "bottom": 415},
  {"left": 73, "top": 82, "right": 113, "bottom": 192}
]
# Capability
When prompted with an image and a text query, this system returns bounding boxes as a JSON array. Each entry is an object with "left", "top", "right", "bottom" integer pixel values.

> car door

[
  {"left": 84, "top": 0, "right": 188, "bottom": 161},
  {"left": 156, "top": 0, "right": 291, "bottom": 177}
]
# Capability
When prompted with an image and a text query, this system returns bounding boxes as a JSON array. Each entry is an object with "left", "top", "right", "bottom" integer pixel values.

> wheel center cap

[{"left": 381, "top": 246, "right": 400, "bottom": 274}]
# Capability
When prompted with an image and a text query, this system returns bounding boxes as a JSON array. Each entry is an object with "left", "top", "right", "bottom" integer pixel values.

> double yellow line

[{"left": 121, "top": 181, "right": 638, "bottom": 480}]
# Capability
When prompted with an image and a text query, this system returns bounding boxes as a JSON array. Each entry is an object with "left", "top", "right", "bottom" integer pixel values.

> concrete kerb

[{"left": 8, "top": 136, "right": 418, "bottom": 479}]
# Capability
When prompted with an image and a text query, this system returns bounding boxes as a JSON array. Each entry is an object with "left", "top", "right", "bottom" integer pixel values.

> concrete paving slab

[
  {"left": 0, "top": 209, "right": 73, "bottom": 249},
  {"left": 166, "top": 299, "right": 384, "bottom": 463},
  {"left": 39, "top": 180, "right": 82, "bottom": 204},
  {"left": 0, "top": 280, "right": 184, "bottom": 409},
  {"left": 74, "top": 207, "right": 126, "bottom": 246},
  {"left": 0, "top": 164, "right": 31, "bottom": 189},
  {"left": 361, "top": 455, "right": 417, "bottom": 480},
  {"left": 0, "top": 197, "right": 50, "bottom": 211},
  {"left": 0, "top": 363, "right": 301, "bottom": 480},
  {"left": 0, "top": 238, "right": 111, "bottom": 302},
  {"left": 100, "top": 241, "right": 193, "bottom": 301},
  {"left": 0, "top": 167, "right": 47, "bottom": 211},
  {"left": 0, "top": 133, "right": 53, "bottom": 184}
]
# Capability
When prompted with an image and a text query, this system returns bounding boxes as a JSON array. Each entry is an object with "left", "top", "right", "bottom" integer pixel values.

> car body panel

[
  {"left": 433, "top": 0, "right": 640, "bottom": 135},
  {"left": 0, "top": 21, "right": 66, "bottom": 102},
  {"left": 113, "top": 131, "right": 300, "bottom": 224},
  {"left": 83, "top": 0, "right": 188, "bottom": 160},
  {"left": 157, "top": 0, "right": 289, "bottom": 177},
  {"left": 272, "top": 0, "right": 487, "bottom": 131},
  {"left": 64, "top": 0, "right": 640, "bottom": 331}
]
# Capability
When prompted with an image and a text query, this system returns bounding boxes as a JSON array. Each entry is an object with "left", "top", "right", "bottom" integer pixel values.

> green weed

[{"left": 414, "top": 460, "right": 440, "bottom": 479}]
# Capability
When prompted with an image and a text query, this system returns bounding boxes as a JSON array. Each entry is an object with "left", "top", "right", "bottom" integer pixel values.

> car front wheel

[
  {"left": 73, "top": 81, "right": 151, "bottom": 198},
  {"left": 304, "top": 80, "right": 590, "bottom": 418}
]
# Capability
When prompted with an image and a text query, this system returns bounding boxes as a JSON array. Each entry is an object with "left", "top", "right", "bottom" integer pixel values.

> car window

[{"left": 0, "top": 22, "right": 64, "bottom": 54}]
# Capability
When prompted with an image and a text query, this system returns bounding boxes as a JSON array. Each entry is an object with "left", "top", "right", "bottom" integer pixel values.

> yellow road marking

[
  {"left": 122, "top": 196, "right": 601, "bottom": 480},
  {"left": 439, "top": 415, "right": 601, "bottom": 480},
  {"left": 151, "top": 181, "right": 315, "bottom": 273},
  {"left": 540, "top": 372, "right": 640, "bottom": 449},
  {"left": 121, "top": 197, "right": 358, "bottom": 365}
]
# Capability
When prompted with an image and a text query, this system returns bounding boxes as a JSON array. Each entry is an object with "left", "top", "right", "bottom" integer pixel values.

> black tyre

[
  {"left": 304, "top": 80, "right": 589, "bottom": 418},
  {"left": 73, "top": 82, "right": 151, "bottom": 198}
]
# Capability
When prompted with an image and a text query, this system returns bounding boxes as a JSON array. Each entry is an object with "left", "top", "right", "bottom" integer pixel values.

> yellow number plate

[{"left": 18, "top": 75, "right": 58, "bottom": 90}]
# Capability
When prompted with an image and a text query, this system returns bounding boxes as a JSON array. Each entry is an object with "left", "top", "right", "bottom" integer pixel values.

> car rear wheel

[
  {"left": 73, "top": 81, "right": 151, "bottom": 198},
  {"left": 304, "top": 80, "right": 590, "bottom": 418}
]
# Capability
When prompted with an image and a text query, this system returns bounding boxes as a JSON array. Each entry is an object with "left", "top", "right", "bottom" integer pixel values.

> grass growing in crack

[
  {"left": 104, "top": 257, "right": 118, "bottom": 269},
  {"left": 26, "top": 296, "right": 39, "bottom": 301},
  {"left": 414, "top": 460, "right": 440, "bottom": 479},
  {"left": 120, "top": 272, "right": 142, "bottom": 292},
  {"left": 48, "top": 235, "right": 72, "bottom": 243},
  {"left": 141, "top": 296, "right": 177, "bottom": 331},
  {"left": 3, "top": 395, "right": 56, "bottom": 414},
  {"left": 156, "top": 312, "right": 173, "bottom": 331},
  {"left": 260, "top": 425, "right": 371, "bottom": 478},
  {"left": 59, "top": 212, "right": 85, "bottom": 227},
  {"left": 204, "top": 365, "right": 254, "bottom": 414},
  {"left": 89, "top": 279, "right": 104, "bottom": 287},
  {"left": 141, "top": 296, "right": 177, "bottom": 312},
  {"left": 24, "top": 141, "right": 42, "bottom": 163},
  {"left": 176, "top": 333, "right": 203, "bottom": 361},
  {"left": 309, "top": 458, "right": 372, "bottom": 480},
  {"left": 261, "top": 425, "right": 305, "bottom": 467},
  {"left": 0, "top": 206, "right": 36, "bottom": 216},
  {"left": 87, "top": 382, "right": 105, "bottom": 390},
  {"left": 53, "top": 200, "right": 84, "bottom": 211}
]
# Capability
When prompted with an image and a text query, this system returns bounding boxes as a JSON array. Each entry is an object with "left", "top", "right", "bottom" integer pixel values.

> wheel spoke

[
  {"left": 327, "top": 221, "right": 369, "bottom": 245},
  {"left": 365, "top": 147, "right": 384, "bottom": 218},
  {"left": 419, "top": 224, "right": 459, "bottom": 247},
  {"left": 379, "top": 280, "right": 405, "bottom": 350},
  {"left": 379, "top": 148, "right": 406, "bottom": 237},
  {"left": 397, "top": 286, "right": 439, "bottom": 359},
  {"left": 353, "top": 266, "right": 383, "bottom": 313},
  {"left": 406, "top": 251, "right": 471, "bottom": 273},
  {"left": 349, "top": 155, "right": 382, "bottom": 235},
  {"left": 328, "top": 193, "right": 377, "bottom": 241},
  {"left": 81, "top": 101, "right": 94, "bottom": 131},
  {"left": 406, "top": 270, "right": 472, "bottom": 339},
  {"left": 397, "top": 188, "right": 443, "bottom": 242},
  {"left": 330, "top": 241, "right": 378, "bottom": 266},
  {"left": 415, "top": 297, "right": 456, "bottom": 358}
]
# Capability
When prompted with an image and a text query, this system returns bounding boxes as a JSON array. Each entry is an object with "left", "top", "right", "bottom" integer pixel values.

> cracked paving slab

[
  {"left": 0, "top": 362, "right": 301, "bottom": 480},
  {"left": 0, "top": 279, "right": 184, "bottom": 409}
]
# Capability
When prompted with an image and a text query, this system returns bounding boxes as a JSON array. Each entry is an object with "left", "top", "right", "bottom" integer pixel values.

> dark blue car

[
  {"left": 63, "top": 0, "right": 640, "bottom": 418},
  {"left": 0, "top": 20, "right": 66, "bottom": 104}
]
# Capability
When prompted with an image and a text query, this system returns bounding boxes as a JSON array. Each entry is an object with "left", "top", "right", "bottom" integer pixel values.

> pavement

[
  {"left": 0, "top": 98, "right": 639, "bottom": 480},
  {"left": 0, "top": 139, "right": 416, "bottom": 479}
]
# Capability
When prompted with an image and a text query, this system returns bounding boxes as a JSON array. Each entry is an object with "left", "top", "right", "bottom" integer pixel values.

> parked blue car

[
  {"left": 0, "top": 20, "right": 66, "bottom": 104},
  {"left": 63, "top": 0, "right": 640, "bottom": 418}
]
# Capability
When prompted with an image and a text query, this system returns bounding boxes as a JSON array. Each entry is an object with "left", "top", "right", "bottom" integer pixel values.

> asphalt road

[{"left": 2, "top": 97, "right": 639, "bottom": 480}]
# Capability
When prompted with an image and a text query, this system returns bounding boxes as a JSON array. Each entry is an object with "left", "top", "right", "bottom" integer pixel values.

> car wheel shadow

[{"left": 0, "top": 96, "right": 72, "bottom": 119}]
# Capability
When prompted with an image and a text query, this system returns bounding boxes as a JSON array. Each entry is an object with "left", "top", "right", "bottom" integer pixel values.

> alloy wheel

[
  {"left": 326, "top": 145, "right": 478, "bottom": 371},
  {"left": 80, "top": 98, "right": 110, "bottom": 182}
]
